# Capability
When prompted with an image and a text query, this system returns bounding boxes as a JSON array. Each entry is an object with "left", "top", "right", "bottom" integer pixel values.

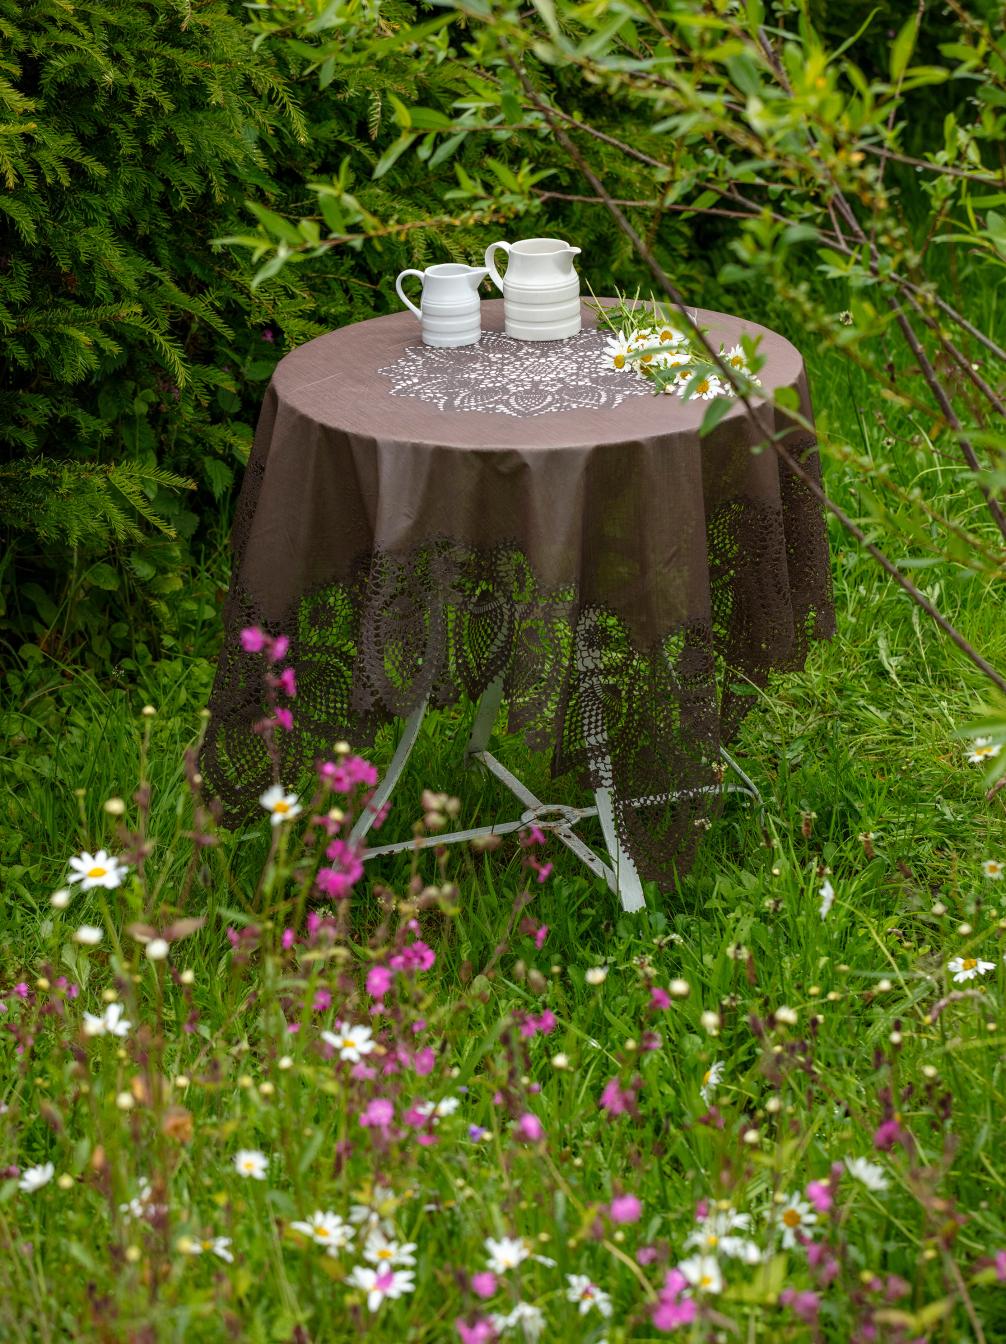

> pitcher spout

[
  {"left": 466, "top": 266, "right": 489, "bottom": 289},
  {"left": 554, "top": 246, "right": 581, "bottom": 275}
]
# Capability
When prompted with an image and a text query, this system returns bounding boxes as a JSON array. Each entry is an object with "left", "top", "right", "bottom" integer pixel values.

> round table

[{"left": 203, "top": 299, "right": 834, "bottom": 901}]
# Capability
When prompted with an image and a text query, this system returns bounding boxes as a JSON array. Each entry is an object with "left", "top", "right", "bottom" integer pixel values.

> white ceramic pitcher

[
  {"left": 484, "top": 237, "right": 582, "bottom": 341},
  {"left": 395, "top": 262, "right": 488, "bottom": 347}
]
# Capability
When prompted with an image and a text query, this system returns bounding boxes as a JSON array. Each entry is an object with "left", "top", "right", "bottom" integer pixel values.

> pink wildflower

[
  {"left": 281, "top": 929, "right": 295, "bottom": 950},
  {"left": 360, "top": 1098, "right": 394, "bottom": 1131},
  {"left": 652, "top": 1268, "right": 697, "bottom": 1331},
  {"left": 994, "top": 1250, "right": 1006, "bottom": 1281},
  {"left": 389, "top": 940, "right": 435, "bottom": 972},
  {"left": 873, "top": 1116, "right": 908, "bottom": 1151},
  {"left": 412, "top": 1046, "right": 436, "bottom": 1076},
  {"left": 609, "top": 1194, "right": 642, "bottom": 1224},
  {"left": 269, "top": 635, "right": 289, "bottom": 663},
  {"left": 367, "top": 965, "right": 393, "bottom": 999},
  {"left": 522, "top": 825, "right": 546, "bottom": 846},
  {"left": 240, "top": 626, "right": 266, "bottom": 653},
  {"left": 650, "top": 986, "right": 671, "bottom": 1010},
  {"left": 780, "top": 1289, "right": 820, "bottom": 1324},
  {"left": 471, "top": 1271, "right": 497, "bottom": 1299},
  {"left": 456, "top": 1320, "right": 495, "bottom": 1344},
  {"left": 277, "top": 666, "right": 297, "bottom": 697},
  {"left": 313, "top": 989, "right": 332, "bottom": 1012},
  {"left": 600, "top": 1077, "right": 638, "bottom": 1116},
  {"left": 637, "top": 1245, "right": 659, "bottom": 1266},
  {"left": 275, "top": 706, "right": 294, "bottom": 732},
  {"left": 515, "top": 1112, "right": 544, "bottom": 1142},
  {"left": 533, "top": 924, "right": 549, "bottom": 949},
  {"left": 806, "top": 1181, "right": 833, "bottom": 1214}
]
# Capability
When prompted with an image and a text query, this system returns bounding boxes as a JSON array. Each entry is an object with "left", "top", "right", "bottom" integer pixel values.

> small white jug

[
  {"left": 484, "top": 237, "right": 582, "bottom": 341},
  {"left": 395, "top": 262, "right": 488, "bottom": 347}
]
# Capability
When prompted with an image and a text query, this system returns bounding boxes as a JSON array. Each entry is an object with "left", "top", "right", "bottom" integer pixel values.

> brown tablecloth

[{"left": 203, "top": 299, "right": 834, "bottom": 887}]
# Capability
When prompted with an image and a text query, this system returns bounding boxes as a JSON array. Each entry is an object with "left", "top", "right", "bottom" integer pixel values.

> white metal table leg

[
  {"left": 349, "top": 696, "right": 428, "bottom": 846},
  {"left": 465, "top": 677, "right": 505, "bottom": 757},
  {"left": 594, "top": 785, "right": 646, "bottom": 913}
]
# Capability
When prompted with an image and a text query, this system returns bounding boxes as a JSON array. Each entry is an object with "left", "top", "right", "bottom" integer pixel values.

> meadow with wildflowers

[
  {"left": 4, "top": 493, "right": 1006, "bottom": 1341},
  {"left": 5, "top": 0, "right": 1006, "bottom": 1337}
]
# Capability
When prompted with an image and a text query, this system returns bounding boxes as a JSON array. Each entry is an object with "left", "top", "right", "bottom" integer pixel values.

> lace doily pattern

[
  {"left": 377, "top": 330, "right": 655, "bottom": 417},
  {"left": 202, "top": 450, "right": 834, "bottom": 890}
]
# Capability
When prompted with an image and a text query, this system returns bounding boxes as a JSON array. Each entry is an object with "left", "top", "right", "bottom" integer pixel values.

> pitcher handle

[
  {"left": 484, "top": 241, "right": 511, "bottom": 294},
  {"left": 395, "top": 269, "right": 424, "bottom": 320}
]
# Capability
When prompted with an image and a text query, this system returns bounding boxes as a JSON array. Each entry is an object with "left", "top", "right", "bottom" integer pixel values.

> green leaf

[
  {"left": 428, "top": 131, "right": 468, "bottom": 170},
  {"left": 87, "top": 561, "right": 119, "bottom": 590},
  {"left": 890, "top": 14, "right": 918, "bottom": 82},
  {"left": 372, "top": 133, "right": 418, "bottom": 180},
  {"left": 245, "top": 202, "right": 302, "bottom": 248},
  {"left": 699, "top": 395, "right": 735, "bottom": 436}
]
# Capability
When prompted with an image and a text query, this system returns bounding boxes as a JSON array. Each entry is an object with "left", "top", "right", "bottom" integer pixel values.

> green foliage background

[{"left": 2, "top": 0, "right": 1003, "bottom": 695}]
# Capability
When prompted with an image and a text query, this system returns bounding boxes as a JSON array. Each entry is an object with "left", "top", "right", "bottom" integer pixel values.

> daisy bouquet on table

[{"left": 589, "top": 291, "right": 764, "bottom": 404}]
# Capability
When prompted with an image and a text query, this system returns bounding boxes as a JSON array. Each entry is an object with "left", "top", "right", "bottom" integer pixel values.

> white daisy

[
  {"left": 700, "top": 1060, "right": 724, "bottom": 1104},
  {"left": 347, "top": 1264, "right": 415, "bottom": 1312},
  {"left": 492, "top": 1302, "right": 546, "bottom": 1340},
  {"left": 181, "top": 1235, "right": 234, "bottom": 1263},
  {"left": 119, "top": 1177, "right": 167, "bottom": 1219},
  {"left": 413, "top": 1096, "right": 460, "bottom": 1121},
  {"left": 18, "top": 1162, "right": 54, "bottom": 1193},
  {"left": 565, "top": 1274, "right": 612, "bottom": 1316},
  {"left": 654, "top": 322, "right": 687, "bottom": 347},
  {"left": 321, "top": 1021, "right": 375, "bottom": 1062},
  {"left": 844, "top": 1156, "right": 889, "bottom": 1191},
  {"left": 948, "top": 956, "right": 996, "bottom": 983},
  {"left": 259, "top": 784, "right": 302, "bottom": 825},
  {"left": 721, "top": 343, "right": 750, "bottom": 372},
  {"left": 233, "top": 1149, "right": 269, "bottom": 1180},
  {"left": 686, "top": 1209, "right": 760, "bottom": 1262},
  {"left": 82, "top": 1001, "right": 132, "bottom": 1038},
  {"left": 349, "top": 1184, "right": 397, "bottom": 1234},
  {"left": 967, "top": 737, "right": 1002, "bottom": 764},
  {"left": 982, "top": 859, "right": 1003, "bottom": 881},
  {"left": 627, "top": 328, "right": 662, "bottom": 370},
  {"left": 774, "top": 1195, "right": 817, "bottom": 1248},
  {"left": 485, "top": 1235, "right": 529, "bottom": 1273},
  {"left": 676, "top": 372, "right": 726, "bottom": 401},
  {"left": 67, "top": 850, "right": 128, "bottom": 891},
  {"left": 819, "top": 878, "right": 835, "bottom": 919},
  {"left": 364, "top": 1230, "right": 417, "bottom": 1267},
  {"left": 73, "top": 925, "right": 104, "bottom": 946},
  {"left": 585, "top": 966, "right": 608, "bottom": 986},
  {"left": 677, "top": 1253, "right": 724, "bottom": 1293},
  {"left": 599, "top": 330, "right": 634, "bottom": 373},
  {"left": 291, "top": 1210, "right": 355, "bottom": 1250}
]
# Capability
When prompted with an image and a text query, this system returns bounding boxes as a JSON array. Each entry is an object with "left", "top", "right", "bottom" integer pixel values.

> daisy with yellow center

[
  {"left": 982, "top": 859, "right": 1003, "bottom": 880},
  {"left": 233, "top": 1149, "right": 269, "bottom": 1180},
  {"left": 948, "top": 955, "right": 996, "bottom": 983},
  {"left": 700, "top": 1059, "right": 724, "bottom": 1103},
  {"left": 600, "top": 330, "right": 634, "bottom": 372},
  {"left": 968, "top": 737, "right": 1002, "bottom": 764},
  {"left": 566, "top": 1275, "right": 613, "bottom": 1317},
  {"left": 321, "top": 1021, "right": 376, "bottom": 1063},
  {"left": 677, "top": 1254, "right": 724, "bottom": 1294},
  {"left": 773, "top": 1194, "right": 817, "bottom": 1248},
  {"left": 67, "top": 849, "right": 128, "bottom": 892},
  {"left": 291, "top": 1210, "right": 354, "bottom": 1250},
  {"left": 677, "top": 372, "right": 726, "bottom": 402},
  {"left": 364, "top": 1231, "right": 417, "bottom": 1267},
  {"left": 259, "top": 784, "right": 302, "bottom": 825}
]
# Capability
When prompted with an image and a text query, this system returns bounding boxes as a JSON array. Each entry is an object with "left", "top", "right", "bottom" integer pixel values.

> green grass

[{"left": 2, "top": 281, "right": 1006, "bottom": 1342}]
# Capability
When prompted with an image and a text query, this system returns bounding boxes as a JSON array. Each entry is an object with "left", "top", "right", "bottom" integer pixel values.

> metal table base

[{"left": 349, "top": 683, "right": 762, "bottom": 913}]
